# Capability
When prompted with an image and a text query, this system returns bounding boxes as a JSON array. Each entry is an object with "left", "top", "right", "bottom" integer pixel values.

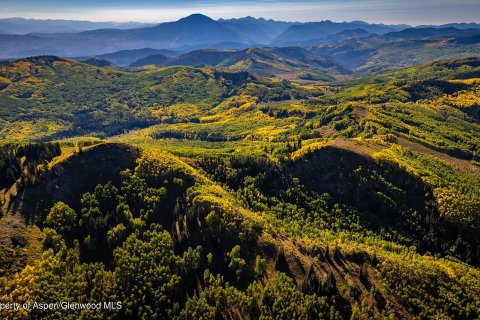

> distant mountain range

[
  {"left": 1, "top": 13, "right": 480, "bottom": 72},
  {"left": 0, "top": 17, "right": 153, "bottom": 34},
  {"left": 381, "top": 27, "right": 480, "bottom": 41},
  {"left": 417, "top": 22, "right": 480, "bottom": 30},
  {"left": 272, "top": 20, "right": 408, "bottom": 45},
  {"left": 80, "top": 14, "right": 243, "bottom": 46},
  {"left": 311, "top": 28, "right": 480, "bottom": 72},
  {"left": 0, "top": 14, "right": 413, "bottom": 58},
  {"left": 218, "top": 16, "right": 295, "bottom": 44}
]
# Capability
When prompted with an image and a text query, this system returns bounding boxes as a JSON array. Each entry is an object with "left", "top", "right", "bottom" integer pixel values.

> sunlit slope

[
  {"left": 0, "top": 56, "right": 311, "bottom": 141},
  {"left": 115, "top": 57, "right": 480, "bottom": 266},
  {"left": 0, "top": 56, "right": 480, "bottom": 318},
  {"left": 1, "top": 142, "right": 479, "bottom": 319}
]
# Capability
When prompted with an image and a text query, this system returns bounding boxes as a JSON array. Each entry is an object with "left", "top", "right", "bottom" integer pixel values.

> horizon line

[{"left": 1, "top": 14, "right": 480, "bottom": 28}]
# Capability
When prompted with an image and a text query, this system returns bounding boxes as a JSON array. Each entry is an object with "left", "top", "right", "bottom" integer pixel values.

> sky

[{"left": 0, "top": 0, "right": 479, "bottom": 25}]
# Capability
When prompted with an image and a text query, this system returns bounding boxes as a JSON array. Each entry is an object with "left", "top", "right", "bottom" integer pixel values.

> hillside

[
  {"left": 130, "top": 47, "right": 348, "bottom": 81},
  {"left": 81, "top": 57, "right": 116, "bottom": 67},
  {"left": 1, "top": 137, "right": 479, "bottom": 319},
  {"left": 311, "top": 28, "right": 480, "bottom": 72},
  {"left": 0, "top": 56, "right": 480, "bottom": 319},
  {"left": 1, "top": 56, "right": 307, "bottom": 140},
  {"left": 95, "top": 48, "right": 178, "bottom": 66}
]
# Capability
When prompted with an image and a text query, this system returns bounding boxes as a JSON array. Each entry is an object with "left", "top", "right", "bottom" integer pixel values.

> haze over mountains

[
  {"left": 0, "top": 17, "right": 153, "bottom": 34},
  {"left": 1, "top": 13, "right": 480, "bottom": 76}
]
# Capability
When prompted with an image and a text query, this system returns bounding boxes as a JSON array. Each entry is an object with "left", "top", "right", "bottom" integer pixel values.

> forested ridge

[{"left": 0, "top": 55, "right": 479, "bottom": 319}]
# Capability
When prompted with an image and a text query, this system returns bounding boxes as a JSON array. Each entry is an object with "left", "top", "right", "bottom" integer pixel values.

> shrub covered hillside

[
  {"left": 0, "top": 56, "right": 312, "bottom": 141},
  {"left": 0, "top": 56, "right": 479, "bottom": 320}
]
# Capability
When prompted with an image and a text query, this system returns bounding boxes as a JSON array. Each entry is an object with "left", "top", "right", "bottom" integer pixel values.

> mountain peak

[
  {"left": 146, "top": 13, "right": 243, "bottom": 47},
  {"left": 179, "top": 14, "right": 214, "bottom": 23}
]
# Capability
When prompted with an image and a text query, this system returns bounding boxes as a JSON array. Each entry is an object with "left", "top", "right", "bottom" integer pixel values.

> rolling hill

[
  {"left": 1, "top": 55, "right": 480, "bottom": 319},
  {"left": 94, "top": 48, "right": 179, "bottom": 66},
  {"left": 311, "top": 28, "right": 480, "bottom": 72},
  {"left": 0, "top": 55, "right": 315, "bottom": 141},
  {"left": 81, "top": 57, "right": 116, "bottom": 67},
  {"left": 129, "top": 47, "right": 349, "bottom": 81}
]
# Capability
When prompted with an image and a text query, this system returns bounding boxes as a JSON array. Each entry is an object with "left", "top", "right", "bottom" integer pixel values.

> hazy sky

[{"left": 0, "top": 0, "right": 479, "bottom": 25}]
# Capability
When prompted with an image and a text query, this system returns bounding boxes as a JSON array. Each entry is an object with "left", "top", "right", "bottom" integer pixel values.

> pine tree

[
  {"left": 322, "top": 270, "right": 336, "bottom": 295},
  {"left": 301, "top": 264, "right": 321, "bottom": 295},
  {"left": 360, "top": 262, "right": 369, "bottom": 285}
]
